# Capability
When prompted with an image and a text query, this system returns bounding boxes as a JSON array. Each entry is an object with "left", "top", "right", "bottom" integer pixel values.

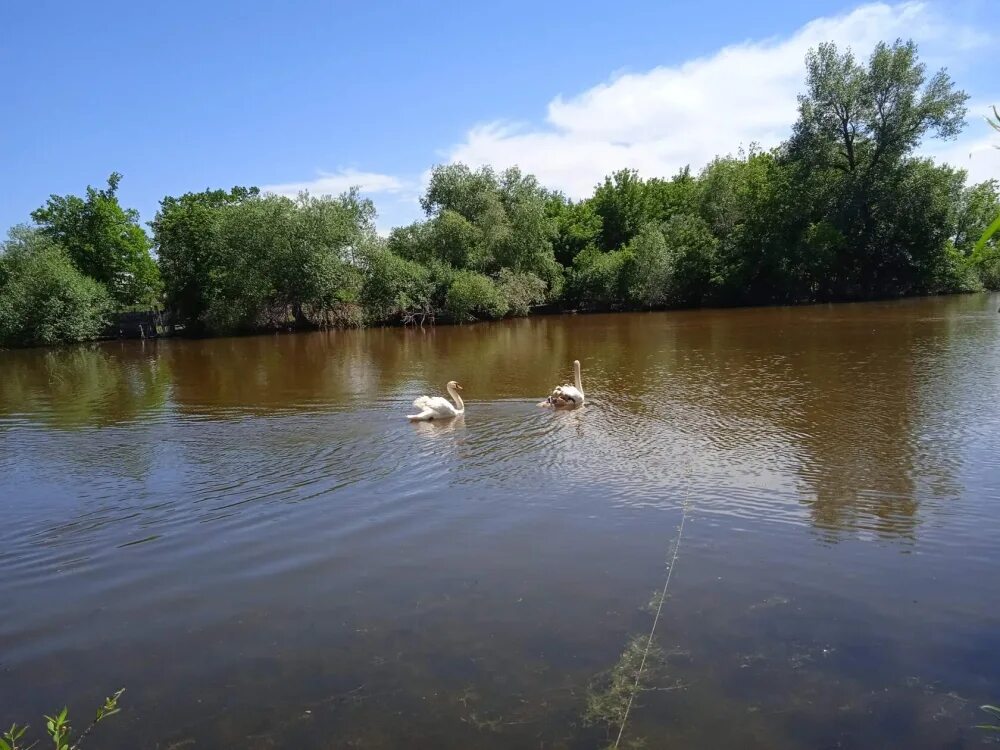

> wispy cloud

[{"left": 260, "top": 168, "right": 409, "bottom": 199}]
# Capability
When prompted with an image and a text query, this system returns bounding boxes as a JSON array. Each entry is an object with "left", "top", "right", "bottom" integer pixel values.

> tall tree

[
  {"left": 789, "top": 40, "right": 969, "bottom": 297},
  {"left": 154, "top": 189, "right": 374, "bottom": 334},
  {"left": 407, "top": 163, "right": 562, "bottom": 296},
  {"left": 793, "top": 40, "right": 967, "bottom": 176},
  {"left": 151, "top": 186, "right": 258, "bottom": 330},
  {"left": 590, "top": 169, "right": 651, "bottom": 251},
  {"left": 545, "top": 193, "right": 602, "bottom": 267},
  {"left": 31, "top": 173, "right": 161, "bottom": 307}
]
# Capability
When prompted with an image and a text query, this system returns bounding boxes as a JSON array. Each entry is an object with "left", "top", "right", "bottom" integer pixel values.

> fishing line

[{"left": 613, "top": 474, "right": 690, "bottom": 749}]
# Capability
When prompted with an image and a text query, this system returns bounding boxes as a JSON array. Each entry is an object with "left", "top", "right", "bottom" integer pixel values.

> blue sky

[{"left": 2, "top": 0, "right": 998, "bottom": 236}]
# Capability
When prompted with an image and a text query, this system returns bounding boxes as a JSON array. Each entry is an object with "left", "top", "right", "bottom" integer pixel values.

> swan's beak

[{"left": 456, "top": 384, "right": 464, "bottom": 390}]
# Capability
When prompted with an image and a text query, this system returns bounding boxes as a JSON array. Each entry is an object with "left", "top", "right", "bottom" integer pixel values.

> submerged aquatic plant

[
  {"left": 0, "top": 689, "right": 124, "bottom": 750},
  {"left": 584, "top": 635, "right": 665, "bottom": 743}
]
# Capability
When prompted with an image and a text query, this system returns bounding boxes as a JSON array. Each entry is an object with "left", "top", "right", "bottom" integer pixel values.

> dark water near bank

[{"left": 2, "top": 295, "right": 999, "bottom": 749}]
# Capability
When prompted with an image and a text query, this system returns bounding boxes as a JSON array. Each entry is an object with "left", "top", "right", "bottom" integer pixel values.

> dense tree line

[{"left": 2, "top": 40, "right": 999, "bottom": 347}]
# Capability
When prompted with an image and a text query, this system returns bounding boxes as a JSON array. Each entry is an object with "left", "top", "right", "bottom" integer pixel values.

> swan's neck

[
  {"left": 447, "top": 384, "right": 465, "bottom": 411},
  {"left": 573, "top": 360, "right": 584, "bottom": 397}
]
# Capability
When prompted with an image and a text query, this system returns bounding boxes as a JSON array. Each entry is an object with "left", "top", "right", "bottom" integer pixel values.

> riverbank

[{"left": 74, "top": 287, "right": 990, "bottom": 348}]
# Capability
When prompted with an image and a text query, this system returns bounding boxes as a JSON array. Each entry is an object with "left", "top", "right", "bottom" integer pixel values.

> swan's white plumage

[
  {"left": 542, "top": 360, "right": 585, "bottom": 408},
  {"left": 411, "top": 395, "right": 459, "bottom": 418},
  {"left": 552, "top": 384, "right": 584, "bottom": 404},
  {"left": 407, "top": 382, "right": 465, "bottom": 420}
]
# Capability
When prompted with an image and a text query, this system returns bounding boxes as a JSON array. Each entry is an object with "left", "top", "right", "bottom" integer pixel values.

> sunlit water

[{"left": 2, "top": 294, "right": 999, "bottom": 748}]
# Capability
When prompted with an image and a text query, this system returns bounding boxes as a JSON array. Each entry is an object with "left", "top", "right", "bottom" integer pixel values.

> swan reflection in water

[{"left": 409, "top": 413, "right": 466, "bottom": 438}]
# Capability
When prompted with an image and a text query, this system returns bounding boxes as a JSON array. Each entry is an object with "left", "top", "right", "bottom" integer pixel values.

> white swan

[
  {"left": 541, "top": 360, "right": 584, "bottom": 408},
  {"left": 407, "top": 380, "right": 465, "bottom": 420}
]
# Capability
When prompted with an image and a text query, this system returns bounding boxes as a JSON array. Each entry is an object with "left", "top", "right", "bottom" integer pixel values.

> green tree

[
  {"left": 427, "top": 210, "right": 484, "bottom": 268},
  {"left": 276, "top": 190, "right": 372, "bottom": 325},
  {"left": 153, "top": 189, "right": 373, "bottom": 334},
  {"left": 620, "top": 216, "right": 718, "bottom": 309},
  {"left": 622, "top": 224, "right": 671, "bottom": 308},
  {"left": 591, "top": 169, "right": 651, "bottom": 251},
  {"left": 698, "top": 149, "right": 807, "bottom": 303},
  {"left": 386, "top": 221, "right": 431, "bottom": 264},
  {"left": 151, "top": 186, "right": 258, "bottom": 331},
  {"left": 0, "top": 227, "right": 112, "bottom": 347},
  {"left": 545, "top": 192, "right": 602, "bottom": 267},
  {"left": 645, "top": 167, "right": 701, "bottom": 225},
  {"left": 199, "top": 192, "right": 371, "bottom": 333},
  {"left": 793, "top": 40, "right": 967, "bottom": 176},
  {"left": 789, "top": 39, "right": 970, "bottom": 298},
  {"left": 875, "top": 158, "right": 970, "bottom": 293},
  {"left": 421, "top": 163, "right": 499, "bottom": 221},
  {"left": 661, "top": 213, "right": 719, "bottom": 305},
  {"left": 420, "top": 164, "right": 561, "bottom": 288},
  {"left": 31, "top": 173, "right": 161, "bottom": 307}
]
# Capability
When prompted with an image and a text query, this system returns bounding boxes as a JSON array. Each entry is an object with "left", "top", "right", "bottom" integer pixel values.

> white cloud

[
  {"left": 445, "top": 1, "right": 996, "bottom": 198},
  {"left": 260, "top": 168, "right": 408, "bottom": 199}
]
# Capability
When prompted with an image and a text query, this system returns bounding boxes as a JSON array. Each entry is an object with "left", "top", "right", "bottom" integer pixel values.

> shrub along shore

[{"left": 2, "top": 40, "right": 999, "bottom": 348}]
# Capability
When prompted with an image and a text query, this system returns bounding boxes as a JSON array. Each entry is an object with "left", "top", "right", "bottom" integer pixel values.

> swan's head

[{"left": 447, "top": 380, "right": 463, "bottom": 390}]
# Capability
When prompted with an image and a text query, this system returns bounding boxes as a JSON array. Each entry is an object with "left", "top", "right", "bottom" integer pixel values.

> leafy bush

[
  {"left": 497, "top": 269, "right": 547, "bottom": 316},
  {"left": 927, "top": 243, "right": 983, "bottom": 294},
  {"left": 568, "top": 247, "right": 631, "bottom": 309},
  {"left": 0, "top": 228, "right": 112, "bottom": 347},
  {"left": 360, "top": 246, "right": 434, "bottom": 322},
  {"left": 445, "top": 271, "right": 509, "bottom": 322}
]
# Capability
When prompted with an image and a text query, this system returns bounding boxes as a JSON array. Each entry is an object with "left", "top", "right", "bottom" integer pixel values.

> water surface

[{"left": 2, "top": 294, "right": 999, "bottom": 748}]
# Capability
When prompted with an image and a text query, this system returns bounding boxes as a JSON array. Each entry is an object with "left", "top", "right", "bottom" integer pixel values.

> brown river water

[{"left": 1, "top": 294, "right": 999, "bottom": 749}]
